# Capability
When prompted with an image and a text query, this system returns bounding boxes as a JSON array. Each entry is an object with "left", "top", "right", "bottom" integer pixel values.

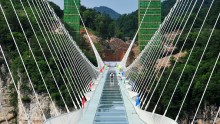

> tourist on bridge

[
  {"left": 136, "top": 94, "right": 141, "bottom": 107},
  {"left": 110, "top": 72, "right": 114, "bottom": 84}
]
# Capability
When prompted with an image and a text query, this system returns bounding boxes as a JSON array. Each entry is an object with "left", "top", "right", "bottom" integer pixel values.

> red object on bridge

[
  {"left": 82, "top": 96, "right": 85, "bottom": 109},
  {"left": 100, "top": 66, "right": 105, "bottom": 73},
  {"left": 89, "top": 82, "right": 93, "bottom": 90}
]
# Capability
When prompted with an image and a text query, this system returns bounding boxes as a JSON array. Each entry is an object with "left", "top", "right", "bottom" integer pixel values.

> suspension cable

[
  {"left": 175, "top": 1, "right": 216, "bottom": 120},
  {"left": 2, "top": 1, "right": 46, "bottom": 119},
  {"left": 144, "top": 0, "right": 194, "bottom": 110},
  {"left": 163, "top": 0, "right": 206, "bottom": 116},
  {"left": 213, "top": 107, "right": 220, "bottom": 124}
]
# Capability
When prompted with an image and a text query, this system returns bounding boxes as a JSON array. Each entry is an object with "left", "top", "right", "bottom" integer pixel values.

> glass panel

[
  {"left": 94, "top": 71, "right": 128, "bottom": 124},
  {"left": 96, "top": 112, "right": 126, "bottom": 117}
]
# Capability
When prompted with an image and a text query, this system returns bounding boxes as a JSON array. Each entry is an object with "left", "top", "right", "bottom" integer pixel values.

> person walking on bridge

[{"left": 110, "top": 72, "right": 114, "bottom": 84}]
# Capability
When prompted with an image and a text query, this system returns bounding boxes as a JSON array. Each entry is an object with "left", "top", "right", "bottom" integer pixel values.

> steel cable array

[{"left": 0, "top": 0, "right": 100, "bottom": 122}]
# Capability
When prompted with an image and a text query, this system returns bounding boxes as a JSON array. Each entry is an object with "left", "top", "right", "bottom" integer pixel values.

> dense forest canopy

[
  {"left": 0, "top": 0, "right": 83, "bottom": 111},
  {"left": 142, "top": 0, "right": 220, "bottom": 121}
]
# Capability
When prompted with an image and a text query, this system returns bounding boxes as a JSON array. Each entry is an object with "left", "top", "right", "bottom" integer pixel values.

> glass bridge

[{"left": 94, "top": 71, "right": 128, "bottom": 124}]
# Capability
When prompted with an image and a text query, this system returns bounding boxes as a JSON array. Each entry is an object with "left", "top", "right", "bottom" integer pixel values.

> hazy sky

[{"left": 49, "top": 0, "right": 138, "bottom": 14}]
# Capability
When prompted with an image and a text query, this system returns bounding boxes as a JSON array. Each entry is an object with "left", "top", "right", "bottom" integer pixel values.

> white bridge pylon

[{"left": 70, "top": 0, "right": 104, "bottom": 69}]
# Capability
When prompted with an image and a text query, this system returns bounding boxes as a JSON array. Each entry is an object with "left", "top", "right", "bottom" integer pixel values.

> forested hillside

[
  {"left": 0, "top": 0, "right": 79, "bottom": 113},
  {"left": 161, "top": 0, "right": 220, "bottom": 29},
  {"left": 145, "top": 0, "right": 220, "bottom": 123},
  {"left": 116, "top": 11, "right": 138, "bottom": 40},
  {"left": 80, "top": 6, "right": 116, "bottom": 40}
]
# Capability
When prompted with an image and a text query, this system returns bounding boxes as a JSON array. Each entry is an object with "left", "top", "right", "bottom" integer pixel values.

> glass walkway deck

[
  {"left": 76, "top": 68, "right": 145, "bottom": 124},
  {"left": 94, "top": 71, "right": 128, "bottom": 124}
]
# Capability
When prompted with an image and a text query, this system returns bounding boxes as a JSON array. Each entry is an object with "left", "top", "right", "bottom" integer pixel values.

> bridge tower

[
  {"left": 138, "top": 0, "right": 161, "bottom": 51},
  {"left": 64, "top": 0, "right": 80, "bottom": 41}
]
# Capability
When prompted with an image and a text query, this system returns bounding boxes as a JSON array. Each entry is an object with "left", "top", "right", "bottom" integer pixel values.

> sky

[{"left": 49, "top": 0, "right": 138, "bottom": 14}]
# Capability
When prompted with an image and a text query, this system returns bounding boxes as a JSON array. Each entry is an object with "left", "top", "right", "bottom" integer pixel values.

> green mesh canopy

[
  {"left": 138, "top": 0, "right": 161, "bottom": 51},
  {"left": 64, "top": 0, "right": 80, "bottom": 40}
]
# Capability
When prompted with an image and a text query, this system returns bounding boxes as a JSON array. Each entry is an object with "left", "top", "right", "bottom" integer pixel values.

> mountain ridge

[{"left": 93, "top": 6, "right": 121, "bottom": 20}]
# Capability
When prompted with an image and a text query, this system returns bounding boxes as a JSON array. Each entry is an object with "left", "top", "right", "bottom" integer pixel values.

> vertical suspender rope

[
  {"left": 120, "top": 0, "right": 152, "bottom": 68},
  {"left": 144, "top": 0, "right": 193, "bottom": 110},
  {"left": 2, "top": 1, "right": 46, "bottom": 119},
  {"left": 11, "top": 0, "right": 71, "bottom": 112},
  {"left": 134, "top": 29, "right": 162, "bottom": 94},
  {"left": 43, "top": 0, "right": 99, "bottom": 97},
  {"left": 153, "top": 0, "right": 201, "bottom": 113},
  {"left": 36, "top": 0, "right": 83, "bottom": 108},
  {"left": 28, "top": 0, "right": 81, "bottom": 109},
  {"left": 49, "top": 1, "right": 99, "bottom": 90},
  {"left": 175, "top": 1, "right": 216, "bottom": 120},
  {"left": 191, "top": 52, "right": 220, "bottom": 123},
  {"left": 13, "top": 0, "right": 65, "bottom": 114},
  {"left": 133, "top": 0, "right": 182, "bottom": 94},
  {"left": 126, "top": 4, "right": 176, "bottom": 94},
  {"left": 45, "top": 1, "right": 94, "bottom": 92},
  {"left": 72, "top": 0, "right": 104, "bottom": 69},
  {"left": 213, "top": 107, "right": 220, "bottom": 124},
  {"left": 37, "top": 0, "right": 87, "bottom": 99},
  {"left": 141, "top": 0, "right": 185, "bottom": 105},
  {"left": 130, "top": 17, "right": 167, "bottom": 92},
  {"left": 132, "top": 28, "right": 161, "bottom": 90},
  {"left": 163, "top": 0, "right": 205, "bottom": 116},
  {"left": 32, "top": 0, "right": 84, "bottom": 103},
  {"left": 42, "top": 1, "right": 92, "bottom": 94},
  {"left": 0, "top": 45, "right": 30, "bottom": 124}
]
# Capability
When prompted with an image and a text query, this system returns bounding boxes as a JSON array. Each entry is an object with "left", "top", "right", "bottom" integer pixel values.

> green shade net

[{"left": 138, "top": 0, "right": 161, "bottom": 51}]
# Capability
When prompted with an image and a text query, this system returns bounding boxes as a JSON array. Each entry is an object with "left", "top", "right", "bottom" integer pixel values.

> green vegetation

[
  {"left": 161, "top": 0, "right": 220, "bottom": 29},
  {"left": 0, "top": 0, "right": 83, "bottom": 112},
  {"left": 143, "top": 0, "right": 220, "bottom": 121},
  {"left": 116, "top": 11, "right": 138, "bottom": 40},
  {"left": 147, "top": 30, "right": 220, "bottom": 120},
  {"left": 0, "top": 0, "right": 219, "bottom": 122},
  {"left": 80, "top": 6, "right": 116, "bottom": 39},
  {"left": 48, "top": 1, "right": 63, "bottom": 19},
  {"left": 80, "top": 6, "right": 138, "bottom": 41}
]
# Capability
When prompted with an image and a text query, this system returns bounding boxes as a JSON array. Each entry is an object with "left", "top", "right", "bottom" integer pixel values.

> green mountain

[
  {"left": 116, "top": 10, "right": 138, "bottom": 39},
  {"left": 93, "top": 6, "right": 121, "bottom": 20}
]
